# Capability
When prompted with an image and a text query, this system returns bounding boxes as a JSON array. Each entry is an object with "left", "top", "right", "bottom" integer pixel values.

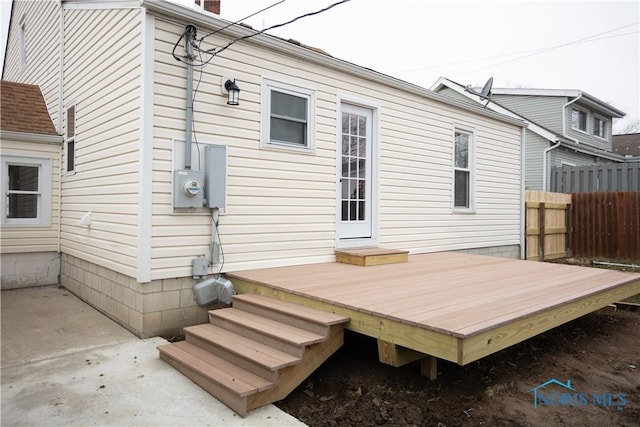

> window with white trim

[
  {"left": 453, "top": 128, "right": 474, "bottom": 210},
  {"left": 261, "top": 79, "right": 315, "bottom": 150},
  {"left": 571, "top": 108, "right": 587, "bottom": 132},
  {"left": 1, "top": 155, "right": 52, "bottom": 226},
  {"left": 65, "top": 105, "right": 76, "bottom": 172},
  {"left": 593, "top": 116, "right": 606, "bottom": 139}
]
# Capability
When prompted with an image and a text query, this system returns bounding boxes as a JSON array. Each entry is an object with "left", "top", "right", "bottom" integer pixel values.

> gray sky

[{"left": 2, "top": 0, "right": 639, "bottom": 132}]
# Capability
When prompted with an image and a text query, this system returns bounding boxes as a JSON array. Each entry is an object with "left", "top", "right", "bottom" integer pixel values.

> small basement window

[{"left": 262, "top": 79, "right": 315, "bottom": 151}]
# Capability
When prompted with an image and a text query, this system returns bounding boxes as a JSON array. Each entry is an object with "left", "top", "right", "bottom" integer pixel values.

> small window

[
  {"left": 262, "top": 79, "right": 315, "bottom": 150},
  {"left": 453, "top": 129, "right": 473, "bottom": 210},
  {"left": 1, "top": 155, "right": 52, "bottom": 226},
  {"left": 571, "top": 108, "right": 587, "bottom": 132},
  {"left": 594, "top": 117, "right": 606, "bottom": 138},
  {"left": 65, "top": 105, "right": 76, "bottom": 172}
]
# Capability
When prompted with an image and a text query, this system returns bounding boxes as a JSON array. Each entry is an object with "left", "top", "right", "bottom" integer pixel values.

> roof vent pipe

[{"left": 184, "top": 24, "right": 196, "bottom": 170}]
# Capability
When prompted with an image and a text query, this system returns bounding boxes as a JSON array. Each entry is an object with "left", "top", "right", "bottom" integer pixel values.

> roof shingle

[{"left": 1, "top": 80, "right": 58, "bottom": 135}]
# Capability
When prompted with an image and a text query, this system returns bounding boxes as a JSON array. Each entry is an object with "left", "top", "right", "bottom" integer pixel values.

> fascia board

[{"left": 0, "top": 130, "right": 63, "bottom": 144}]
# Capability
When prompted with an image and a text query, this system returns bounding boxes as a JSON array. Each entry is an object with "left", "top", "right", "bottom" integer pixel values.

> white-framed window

[
  {"left": 453, "top": 127, "right": 475, "bottom": 211},
  {"left": 19, "top": 16, "right": 26, "bottom": 69},
  {"left": 65, "top": 105, "right": 76, "bottom": 173},
  {"left": 571, "top": 108, "right": 588, "bottom": 132},
  {"left": 1, "top": 155, "right": 52, "bottom": 226},
  {"left": 593, "top": 116, "right": 607, "bottom": 139},
  {"left": 261, "top": 79, "right": 315, "bottom": 151}
]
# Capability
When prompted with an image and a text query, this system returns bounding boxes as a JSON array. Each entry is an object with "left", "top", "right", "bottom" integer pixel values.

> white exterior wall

[
  {"left": 0, "top": 139, "right": 61, "bottom": 253},
  {"left": 59, "top": 6, "right": 143, "bottom": 279},
  {"left": 150, "top": 16, "right": 522, "bottom": 279},
  {"left": 3, "top": 0, "right": 62, "bottom": 131}
]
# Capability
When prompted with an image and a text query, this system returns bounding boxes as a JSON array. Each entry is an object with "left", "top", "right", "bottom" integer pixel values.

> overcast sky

[{"left": 2, "top": 0, "right": 639, "bottom": 132}]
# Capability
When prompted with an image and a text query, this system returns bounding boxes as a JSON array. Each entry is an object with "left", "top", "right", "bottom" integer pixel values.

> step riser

[
  {"left": 247, "top": 326, "right": 345, "bottom": 411},
  {"left": 185, "top": 334, "right": 278, "bottom": 383},
  {"left": 159, "top": 350, "right": 248, "bottom": 417},
  {"left": 209, "top": 314, "right": 305, "bottom": 358},
  {"left": 232, "top": 299, "right": 330, "bottom": 337}
]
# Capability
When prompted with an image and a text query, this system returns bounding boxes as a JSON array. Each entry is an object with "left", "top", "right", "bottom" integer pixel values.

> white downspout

[
  {"left": 56, "top": 1, "right": 64, "bottom": 254},
  {"left": 542, "top": 140, "right": 561, "bottom": 192},
  {"left": 520, "top": 126, "right": 526, "bottom": 260},
  {"left": 542, "top": 93, "right": 585, "bottom": 191}
]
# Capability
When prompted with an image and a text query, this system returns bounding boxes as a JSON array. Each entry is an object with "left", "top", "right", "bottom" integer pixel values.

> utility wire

[
  {"left": 395, "top": 21, "right": 639, "bottom": 76},
  {"left": 197, "top": 0, "right": 287, "bottom": 42},
  {"left": 196, "top": 0, "right": 351, "bottom": 61}
]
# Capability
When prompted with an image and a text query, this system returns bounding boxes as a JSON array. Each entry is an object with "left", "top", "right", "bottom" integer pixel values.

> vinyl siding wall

[
  {"left": 491, "top": 95, "right": 566, "bottom": 135},
  {"left": 0, "top": 139, "right": 61, "bottom": 253},
  {"left": 150, "top": 17, "right": 522, "bottom": 279},
  {"left": 59, "top": 7, "right": 143, "bottom": 278},
  {"left": 3, "top": 0, "right": 62, "bottom": 131}
]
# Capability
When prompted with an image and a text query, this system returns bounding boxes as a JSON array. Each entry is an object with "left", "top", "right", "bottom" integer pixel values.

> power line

[
  {"left": 195, "top": 0, "right": 351, "bottom": 63},
  {"left": 197, "top": 0, "right": 287, "bottom": 42},
  {"left": 395, "top": 21, "right": 639, "bottom": 76}
]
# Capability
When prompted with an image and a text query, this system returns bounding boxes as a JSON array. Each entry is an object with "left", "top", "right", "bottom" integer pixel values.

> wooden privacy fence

[
  {"left": 525, "top": 191, "right": 572, "bottom": 261},
  {"left": 550, "top": 162, "right": 640, "bottom": 193},
  {"left": 571, "top": 192, "right": 640, "bottom": 261}
]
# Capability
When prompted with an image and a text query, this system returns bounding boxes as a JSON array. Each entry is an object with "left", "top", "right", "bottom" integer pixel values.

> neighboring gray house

[{"left": 431, "top": 78, "right": 627, "bottom": 191}]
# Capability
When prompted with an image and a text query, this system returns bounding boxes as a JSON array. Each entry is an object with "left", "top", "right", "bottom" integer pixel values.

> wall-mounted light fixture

[{"left": 221, "top": 77, "right": 240, "bottom": 106}]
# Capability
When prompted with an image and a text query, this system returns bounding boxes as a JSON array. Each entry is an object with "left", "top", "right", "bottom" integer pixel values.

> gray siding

[
  {"left": 564, "top": 101, "right": 613, "bottom": 151},
  {"left": 524, "top": 129, "right": 547, "bottom": 191},
  {"left": 492, "top": 95, "right": 566, "bottom": 135}
]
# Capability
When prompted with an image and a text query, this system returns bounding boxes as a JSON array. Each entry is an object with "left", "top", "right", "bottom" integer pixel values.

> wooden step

[
  {"left": 159, "top": 294, "right": 350, "bottom": 417},
  {"left": 209, "top": 308, "right": 325, "bottom": 357},
  {"left": 232, "top": 294, "right": 350, "bottom": 337},
  {"left": 185, "top": 323, "right": 301, "bottom": 382},
  {"left": 335, "top": 248, "right": 409, "bottom": 266},
  {"left": 158, "top": 341, "right": 274, "bottom": 417}
]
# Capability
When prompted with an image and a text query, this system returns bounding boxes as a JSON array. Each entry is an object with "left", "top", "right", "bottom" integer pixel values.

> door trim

[{"left": 335, "top": 94, "right": 380, "bottom": 249}]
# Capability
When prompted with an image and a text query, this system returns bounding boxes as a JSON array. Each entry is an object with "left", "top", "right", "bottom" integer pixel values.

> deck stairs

[{"left": 158, "top": 294, "right": 350, "bottom": 417}]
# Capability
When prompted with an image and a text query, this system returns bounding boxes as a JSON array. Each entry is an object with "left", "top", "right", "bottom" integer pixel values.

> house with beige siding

[
  {"left": 431, "top": 78, "right": 628, "bottom": 191},
  {"left": 3, "top": 0, "right": 525, "bottom": 337}
]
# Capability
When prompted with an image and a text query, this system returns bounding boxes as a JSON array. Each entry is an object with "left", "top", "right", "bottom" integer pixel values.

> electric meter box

[{"left": 173, "top": 169, "right": 204, "bottom": 208}]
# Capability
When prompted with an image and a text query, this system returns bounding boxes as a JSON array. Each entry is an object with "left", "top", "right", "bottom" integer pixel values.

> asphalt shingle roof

[{"left": 1, "top": 80, "right": 58, "bottom": 135}]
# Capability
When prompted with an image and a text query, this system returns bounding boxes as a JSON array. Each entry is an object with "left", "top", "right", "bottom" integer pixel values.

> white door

[{"left": 338, "top": 104, "right": 373, "bottom": 239}]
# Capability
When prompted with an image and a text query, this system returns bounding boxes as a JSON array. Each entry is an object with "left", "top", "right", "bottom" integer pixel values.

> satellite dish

[
  {"left": 465, "top": 77, "right": 493, "bottom": 103},
  {"left": 478, "top": 77, "right": 493, "bottom": 101}
]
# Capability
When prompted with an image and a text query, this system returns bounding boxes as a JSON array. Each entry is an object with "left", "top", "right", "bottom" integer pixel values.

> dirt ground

[{"left": 276, "top": 306, "right": 640, "bottom": 426}]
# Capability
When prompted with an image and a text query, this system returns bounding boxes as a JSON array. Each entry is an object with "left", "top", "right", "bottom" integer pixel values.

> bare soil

[{"left": 276, "top": 306, "right": 640, "bottom": 426}]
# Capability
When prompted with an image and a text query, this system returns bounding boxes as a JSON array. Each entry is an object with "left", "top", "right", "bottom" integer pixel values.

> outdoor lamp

[{"left": 224, "top": 79, "right": 240, "bottom": 106}]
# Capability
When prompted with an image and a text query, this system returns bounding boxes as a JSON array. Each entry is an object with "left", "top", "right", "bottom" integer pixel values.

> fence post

[{"left": 538, "top": 202, "right": 546, "bottom": 261}]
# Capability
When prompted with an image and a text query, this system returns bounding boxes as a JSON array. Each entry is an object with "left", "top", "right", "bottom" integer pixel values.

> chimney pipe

[{"left": 195, "top": 0, "right": 220, "bottom": 14}]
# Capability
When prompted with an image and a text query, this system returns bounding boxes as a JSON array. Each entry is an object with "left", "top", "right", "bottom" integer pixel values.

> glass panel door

[{"left": 339, "top": 104, "right": 372, "bottom": 239}]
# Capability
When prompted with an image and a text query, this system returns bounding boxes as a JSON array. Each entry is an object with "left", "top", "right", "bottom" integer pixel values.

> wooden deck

[{"left": 227, "top": 252, "right": 640, "bottom": 366}]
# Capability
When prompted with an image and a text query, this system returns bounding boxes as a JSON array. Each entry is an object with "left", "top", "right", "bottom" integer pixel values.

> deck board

[{"left": 227, "top": 252, "right": 640, "bottom": 365}]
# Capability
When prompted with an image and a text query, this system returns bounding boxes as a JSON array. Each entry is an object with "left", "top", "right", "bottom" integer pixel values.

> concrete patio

[{"left": 1, "top": 285, "right": 303, "bottom": 426}]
